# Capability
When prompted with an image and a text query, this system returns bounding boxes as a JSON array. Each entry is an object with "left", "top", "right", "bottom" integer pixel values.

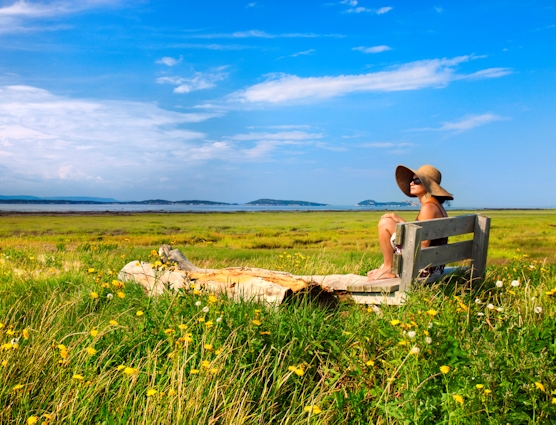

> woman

[{"left": 367, "top": 164, "right": 453, "bottom": 281}]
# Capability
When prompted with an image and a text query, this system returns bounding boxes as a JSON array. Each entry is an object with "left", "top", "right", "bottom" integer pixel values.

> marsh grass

[{"left": 1, "top": 211, "right": 556, "bottom": 423}]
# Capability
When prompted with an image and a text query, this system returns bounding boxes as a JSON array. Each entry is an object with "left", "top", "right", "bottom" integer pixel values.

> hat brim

[{"left": 395, "top": 165, "right": 454, "bottom": 201}]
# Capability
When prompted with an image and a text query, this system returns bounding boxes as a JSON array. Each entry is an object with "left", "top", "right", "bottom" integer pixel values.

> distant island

[
  {"left": 0, "top": 195, "right": 232, "bottom": 206},
  {"left": 356, "top": 199, "right": 420, "bottom": 207},
  {"left": 246, "top": 199, "right": 329, "bottom": 207}
]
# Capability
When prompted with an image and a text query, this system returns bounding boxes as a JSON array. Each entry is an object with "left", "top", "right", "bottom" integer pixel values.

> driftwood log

[{"left": 118, "top": 244, "right": 370, "bottom": 304}]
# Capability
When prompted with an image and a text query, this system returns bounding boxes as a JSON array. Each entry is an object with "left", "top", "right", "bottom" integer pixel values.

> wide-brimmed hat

[{"left": 395, "top": 164, "right": 454, "bottom": 200}]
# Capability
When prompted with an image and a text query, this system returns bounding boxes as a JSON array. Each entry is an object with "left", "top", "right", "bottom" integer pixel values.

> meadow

[{"left": 1, "top": 210, "right": 555, "bottom": 424}]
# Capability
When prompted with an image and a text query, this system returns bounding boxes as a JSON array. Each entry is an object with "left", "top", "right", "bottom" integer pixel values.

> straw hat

[{"left": 395, "top": 164, "right": 454, "bottom": 200}]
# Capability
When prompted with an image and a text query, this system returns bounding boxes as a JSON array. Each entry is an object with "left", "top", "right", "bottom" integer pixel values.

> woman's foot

[{"left": 367, "top": 265, "right": 397, "bottom": 281}]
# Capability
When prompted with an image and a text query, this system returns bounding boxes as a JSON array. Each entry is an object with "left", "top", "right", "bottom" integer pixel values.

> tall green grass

[{"left": 1, "top": 212, "right": 556, "bottom": 423}]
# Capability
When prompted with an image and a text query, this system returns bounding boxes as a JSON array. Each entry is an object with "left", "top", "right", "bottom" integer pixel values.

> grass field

[{"left": 1, "top": 210, "right": 555, "bottom": 424}]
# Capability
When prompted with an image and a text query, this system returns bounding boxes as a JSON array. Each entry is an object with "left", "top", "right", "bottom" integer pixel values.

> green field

[{"left": 1, "top": 210, "right": 555, "bottom": 424}]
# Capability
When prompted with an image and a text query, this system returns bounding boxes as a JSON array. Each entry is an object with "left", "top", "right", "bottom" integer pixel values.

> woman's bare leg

[{"left": 367, "top": 216, "right": 398, "bottom": 280}]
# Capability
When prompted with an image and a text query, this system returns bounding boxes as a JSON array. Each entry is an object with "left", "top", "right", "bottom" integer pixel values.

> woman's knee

[{"left": 378, "top": 216, "right": 396, "bottom": 231}]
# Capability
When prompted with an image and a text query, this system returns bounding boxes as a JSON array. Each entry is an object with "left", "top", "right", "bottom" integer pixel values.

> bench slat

[
  {"left": 405, "top": 215, "right": 476, "bottom": 240},
  {"left": 418, "top": 240, "right": 474, "bottom": 269},
  {"left": 346, "top": 278, "right": 400, "bottom": 293}
]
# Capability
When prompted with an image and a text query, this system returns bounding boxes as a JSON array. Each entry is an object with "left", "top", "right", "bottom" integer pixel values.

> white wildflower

[
  {"left": 216, "top": 316, "right": 223, "bottom": 323},
  {"left": 428, "top": 322, "right": 433, "bottom": 329},
  {"left": 487, "top": 304, "right": 494, "bottom": 310},
  {"left": 511, "top": 280, "right": 520, "bottom": 287},
  {"left": 477, "top": 312, "right": 485, "bottom": 317},
  {"left": 407, "top": 331, "right": 416, "bottom": 339},
  {"left": 425, "top": 337, "right": 432, "bottom": 344},
  {"left": 410, "top": 346, "right": 420, "bottom": 355},
  {"left": 202, "top": 306, "right": 210, "bottom": 313},
  {"left": 496, "top": 307, "right": 504, "bottom": 312},
  {"left": 475, "top": 298, "right": 482, "bottom": 304},
  {"left": 496, "top": 281, "right": 503, "bottom": 288},
  {"left": 195, "top": 301, "right": 202, "bottom": 307},
  {"left": 106, "top": 293, "right": 113, "bottom": 300},
  {"left": 534, "top": 306, "right": 543, "bottom": 314}
]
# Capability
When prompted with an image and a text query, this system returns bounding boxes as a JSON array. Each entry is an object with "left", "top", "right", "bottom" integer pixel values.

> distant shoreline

[{"left": 0, "top": 207, "right": 553, "bottom": 217}]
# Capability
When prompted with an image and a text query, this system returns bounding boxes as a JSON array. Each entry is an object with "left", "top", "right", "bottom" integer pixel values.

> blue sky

[{"left": 0, "top": 0, "right": 554, "bottom": 207}]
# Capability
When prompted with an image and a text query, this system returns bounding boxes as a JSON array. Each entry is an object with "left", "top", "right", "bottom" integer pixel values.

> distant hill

[
  {"left": 357, "top": 199, "right": 419, "bottom": 207},
  {"left": 246, "top": 199, "right": 329, "bottom": 206},
  {"left": 0, "top": 195, "right": 231, "bottom": 205}
]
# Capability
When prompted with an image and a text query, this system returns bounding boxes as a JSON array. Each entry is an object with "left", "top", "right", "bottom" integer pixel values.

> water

[{"left": 0, "top": 203, "right": 425, "bottom": 213}]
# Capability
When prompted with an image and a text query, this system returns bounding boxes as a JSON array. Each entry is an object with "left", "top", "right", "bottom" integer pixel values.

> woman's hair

[{"left": 423, "top": 192, "right": 446, "bottom": 204}]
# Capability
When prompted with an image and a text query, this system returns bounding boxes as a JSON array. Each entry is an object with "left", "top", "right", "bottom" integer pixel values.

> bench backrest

[{"left": 393, "top": 214, "right": 491, "bottom": 292}]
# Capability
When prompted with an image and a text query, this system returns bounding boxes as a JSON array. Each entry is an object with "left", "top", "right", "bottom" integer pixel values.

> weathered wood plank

[
  {"left": 349, "top": 291, "right": 406, "bottom": 306},
  {"left": 406, "top": 214, "right": 476, "bottom": 241},
  {"left": 346, "top": 278, "right": 400, "bottom": 293},
  {"left": 399, "top": 224, "right": 422, "bottom": 293},
  {"left": 471, "top": 214, "right": 491, "bottom": 281},
  {"left": 417, "top": 240, "right": 474, "bottom": 269}
]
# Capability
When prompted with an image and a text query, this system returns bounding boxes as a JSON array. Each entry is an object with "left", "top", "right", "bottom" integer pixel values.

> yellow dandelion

[
  {"left": 85, "top": 347, "right": 97, "bottom": 355},
  {"left": 135, "top": 262, "right": 140, "bottom": 266},
  {"left": 146, "top": 389, "right": 157, "bottom": 397},
  {"left": 215, "top": 349, "right": 222, "bottom": 355},
  {"left": 90, "top": 292, "right": 99, "bottom": 299},
  {"left": 136, "top": 310, "right": 144, "bottom": 317},
  {"left": 209, "top": 367, "right": 218, "bottom": 373},
  {"left": 190, "top": 369, "right": 200, "bottom": 374},
  {"left": 164, "top": 329, "right": 175, "bottom": 334},
  {"left": 484, "top": 389, "right": 492, "bottom": 395},
  {"left": 260, "top": 331, "right": 271, "bottom": 335},
  {"left": 193, "top": 289, "right": 201, "bottom": 295},
  {"left": 182, "top": 336, "right": 193, "bottom": 343},
  {"left": 168, "top": 389, "right": 177, "bottom": 396},
  {"left": 476, "top": 384, "right": 484, "bottom": 389},
  {"left": 22, "top": 329, "right": 30, "bottom": 340},
  {"left": 1, "top": 360, "right": 7, "bottom": 367},
  {"left": 117, "top": 291, "right": 125, "bottom": 299},
  {"left": 42, "top": 414, "right": 53, "bottom": 420},
  {"left": 72, "top": 374, "right": 85, "bottom": 380},
  {"left": 109, "top": 320, "right": 119, "bottom": 326},
  {"left": 252, "top": 320, "right": 262, "bottom": 326},
  {"left": 303, "top": 406, "right": 322, "bottom": 414},
  {"left": 288, "top": 366, "right": 297, "bottom": 372},
  {"left": 59, "top": 349, "right": 68, "bottom": 359},
  {"left": 12, "top": 384, "right": 24, "bottom": 391},
  {"left": 294, "top": 367, "right": 305, "bottom": 376},
  {"left": 204, "top": 344, "right": 213, "bottom": 351},
  {"left": 201, "top": 360, "right": 211, "bottom": 368},
  {"left": 178, "top": 324, "right": 188, "bottom": 330},
  {"left": 197, "top": 317, "right": 205, "bottom": 323},
  {"left": 440, "top": 366, "right": 451, "bottom": 374},
  {"left": 452, "top": 394, "right": 464, "bottom": 404},
  {"left": 552, "top": 398, "right": 556, "bottom": 405},
  {"left": 88, "top": 268, "right": 95, "bottom": 273},
  {"left": 426, "top": 309, "right": 438, "bottom": 317},
  {"left": 535, "top": 382, "right": 545, "bottom": 392},
  {"left": 390, "top": 319, "right": 400, "bottom": 326},
  {"left": 6, "top": 329, "right": 14, "bottom": 336},
  {"left": 27, "top": 416, "right": 39, "bottom": 425},
  {"left": 366, "top": 360, "right": 375, "bottom": 367},
  {"left": 90, "top": 328, "right": 99, "bottom": 337},
  {"left": 208, "top": 295, "right": 218, "bottom": 303},
  {"left": 123, "top": 367, "right": 138, "bottom": 375},
  {"left": 116, "top": 365, "right": 126, "bottom": 371},
  {"left": 205, "top": 321, "right": 214, "bottom": 328}
]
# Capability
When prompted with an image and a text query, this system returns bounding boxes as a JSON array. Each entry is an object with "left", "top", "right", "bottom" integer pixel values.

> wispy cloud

[
  {"left": 291, "top": 49, "right": 316, "bottom": 57},
  {"left": 0, "top": 0, "right": 124, "bottom": 33},
  {"left": 156, "top": 67, "right": 228, "bottom": 94},
  {"left": 411, "top": 113, "right": 506, "bottom": 133},
  {"left": 359, "top": 142, "right": 413, "bottom": 148},
  {"left": 340, "top": 1, "right": 392, "bottom": 14},
  {"left": 169, "top": 43, "right": 251, "bottom": 51},
  {"left": 230, "top": 55, "right": 511, "bottom": 104},
  {"left": 190, "top": 30, "right": 343, "bottom": 39},
  {"left": 155, "top": 56, "right": 182, "bottom": 67},
  {"left": 226, "top": 131, "right": 323, "bottom": 142},
  {"left": 353, "top": 45, "right": 391, "bottom": 53}
]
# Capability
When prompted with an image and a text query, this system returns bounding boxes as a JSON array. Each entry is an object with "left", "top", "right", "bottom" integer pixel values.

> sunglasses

[{"left": 410, "top": 177, "right": 422, "bottom": 185}]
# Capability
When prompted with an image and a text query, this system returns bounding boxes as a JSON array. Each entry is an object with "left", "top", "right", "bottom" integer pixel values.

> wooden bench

[{"left": 346, "top": 214, "right": 491, "bottom": 305}]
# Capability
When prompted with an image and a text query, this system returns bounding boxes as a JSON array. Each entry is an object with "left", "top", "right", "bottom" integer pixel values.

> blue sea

[{"left": 0, "top": 203, "right": 428, "bottom": 213}]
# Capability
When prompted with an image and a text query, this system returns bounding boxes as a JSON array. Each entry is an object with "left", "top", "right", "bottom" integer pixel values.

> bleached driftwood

[{"left": 118, "top": 244, "right": 370, "bottom": 304}]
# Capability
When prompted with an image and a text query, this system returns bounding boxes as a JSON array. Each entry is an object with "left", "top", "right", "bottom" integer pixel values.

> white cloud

[
  {"left": 0, "top": 0, "right": 123, "bottom": 32},
  {"left": 227, "top": 131, "right": 323, "bottom": 141},
  {"left": 0, "top": 85, "right": 225, "bottom": 189},
  {"left": 341, "top": 1, "right": 392, "bottom": 14},
  {"left": 291, "top": 49, "right": 316, "bottom": 57},
  {"left": 246, "top": 2, "right": 256, "bottom": 7},
  {"left": 412, "top": 113, "right": 506, "bottom": 133},
  {"left": 434, "top": 6, "right": 443, "bottom": 13},
  {"left": 155, "top": 56, "right": 182, "bottom": 67},
  {"left": 459, "top": 68, "right": 513, "bottom": 80},
  {"left": 231, "top": 55, "right": 510, "bottom": 104},
  {"left": 376, "top": 6, "right": 392, "bottom": 14},
  {"left": 353, "top": 45, "right": 391, "bottom": 54},
  {"left": 360, "top": 142, "right": 412, "bottom": 148},
  {"left": 156, "top": 67, "right": 228, "bottom": 94},
  {"left": 191, "top": 30, "right": 343, "bottom": 39}
]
